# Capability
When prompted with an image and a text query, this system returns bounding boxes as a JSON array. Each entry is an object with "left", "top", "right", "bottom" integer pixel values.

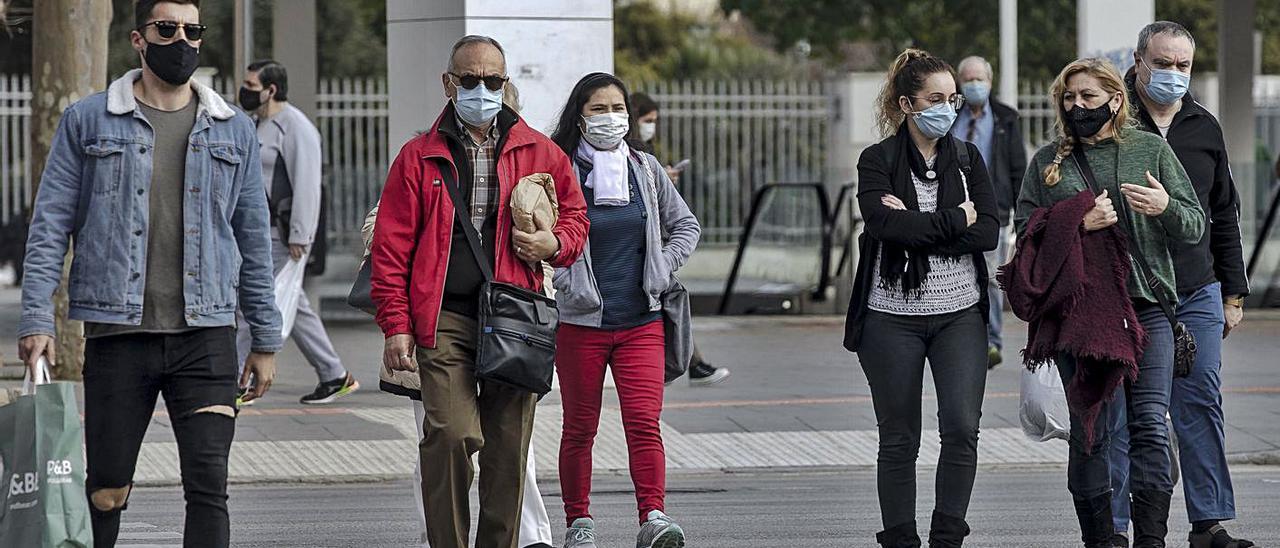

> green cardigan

[{"left": 1015, "top": 129, "right": 1205, "bottom": 304}]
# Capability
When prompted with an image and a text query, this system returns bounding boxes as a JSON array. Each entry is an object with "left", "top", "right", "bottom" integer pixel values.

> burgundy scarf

[{"left": 999, "top": 190, "right": 1149, "bottom": 447}]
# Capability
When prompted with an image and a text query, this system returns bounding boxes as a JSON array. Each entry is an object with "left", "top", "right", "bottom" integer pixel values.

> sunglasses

[
  {"left": 449, "top": 72, "right": 508, "bottom": 92},
  {"left": 138, "top": 20, "right": 207, "bottom": 42}
]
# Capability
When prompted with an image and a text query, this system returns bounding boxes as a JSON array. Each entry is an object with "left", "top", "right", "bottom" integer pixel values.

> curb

[{"left": 1227, "top": 451, "right": 1280, "bottom": 465}]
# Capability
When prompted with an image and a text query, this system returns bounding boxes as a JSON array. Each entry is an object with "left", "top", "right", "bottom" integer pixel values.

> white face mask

[
  {"left": 638, "top": 121, "right": 656, "bottom": 142},
  {"left": 581, "top": 112, "right": 630, "bottom": 150}
]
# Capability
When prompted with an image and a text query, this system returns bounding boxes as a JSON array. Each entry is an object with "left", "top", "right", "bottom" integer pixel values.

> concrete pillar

[
  {"left": 1218, "top": 0, "right": 1257, "bottom": 237},
  {"left": 999, "top": 0, "right": 1018, "bottom": 105},
  {"left": 1077, "top": 0, "right": 1153, "bottom": 72},
  {"left": 272, "top": 0, "right": 318, "bottom": 119},
  {"left": 826, "top": 72, "right": 885, "bottom": 189},
  {"left": 385, "top": 0, "right": 613, "bottom": 155}
]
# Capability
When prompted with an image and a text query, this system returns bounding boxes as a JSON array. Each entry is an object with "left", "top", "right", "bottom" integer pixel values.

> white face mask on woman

[
  {"left": 638, "top": 121, "right": 656, "bottom": 142},
  {"left": 581, "top": 112, "right": 630, "bottom": 150}
]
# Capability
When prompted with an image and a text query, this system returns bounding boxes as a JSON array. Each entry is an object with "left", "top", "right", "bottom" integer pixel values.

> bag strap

[
  {"left": 435, "top": 158, "right": 495, "bottom": 282},
  {"left": 952, "top": 136, "right": 972, "bottom": 175},
  {"left": 1069, "top": 146, "right": 1179, "bottom": 329}
]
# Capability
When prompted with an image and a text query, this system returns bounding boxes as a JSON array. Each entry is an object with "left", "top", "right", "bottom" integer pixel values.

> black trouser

[
  {"left": 857, "top": 307, "right": 988, "bottom": 530},
  {"left": 84, "top": 327, "right": 239, "bottom": 548}
]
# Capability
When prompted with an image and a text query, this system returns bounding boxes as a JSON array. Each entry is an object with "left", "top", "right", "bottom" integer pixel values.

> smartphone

[{"left": 672, "top": 159, "right": 692, "bottom": 172}]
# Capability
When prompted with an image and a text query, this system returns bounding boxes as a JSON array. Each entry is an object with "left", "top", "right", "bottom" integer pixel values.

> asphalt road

[{"left": 120, "top": 466, "right": 1280, "bottom": 548}]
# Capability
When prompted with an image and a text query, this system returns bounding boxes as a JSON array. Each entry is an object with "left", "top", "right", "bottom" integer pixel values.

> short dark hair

[
  {"left": 631, "top": 92, "right": 659, "bottom": 118},
  {"left": 135, "top": 0, "right": 200, "bottom": 30},
  {"left": 550, "top": 72, "right": 640, "bottom": 156},
  {"left": 1137, "top": 21, "right": 1196, "bottom": 55},
  {"left": 248, "top": 59, "right": 289, "bottom": 102}
]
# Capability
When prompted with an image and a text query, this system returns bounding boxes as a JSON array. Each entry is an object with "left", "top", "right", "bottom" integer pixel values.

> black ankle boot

[
  {"left": 1073, "top": 491, "right": 1116, "bottom": 548},
  {"left": 876, "top": 521, "right": 922, "bottom": 548},
  {"left": 1130, "top": 490, "right": 1171, "bottom": 547},
  {"left": 928, "top": 510, "right": 971, "bottom": 547}
]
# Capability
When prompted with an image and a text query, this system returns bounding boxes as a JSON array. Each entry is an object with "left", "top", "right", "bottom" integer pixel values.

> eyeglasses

[
  {"left": 138, "top": 20, "right": 207, "bottom": 42},
  {"left": 909, "top": 94, "right": 966, "bottom": 112},
  {"left": 448, "top": 72, "right": 508, "bottom": 92}
]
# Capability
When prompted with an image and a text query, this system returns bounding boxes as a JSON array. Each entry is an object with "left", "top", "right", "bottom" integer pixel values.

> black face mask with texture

[
  {"left": 144, "top": 40, "right": 199, "bottom": 86},
  {"left": 239, "top": 87, "right": 265, "bottom": 112},
  {"left": 1066, "top": 101, "right": 1114, "bottom": 139}
]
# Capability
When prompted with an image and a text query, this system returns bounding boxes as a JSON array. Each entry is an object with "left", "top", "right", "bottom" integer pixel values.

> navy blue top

[{"left": 579, "top": 160, "right": 662, "bottom": 329}]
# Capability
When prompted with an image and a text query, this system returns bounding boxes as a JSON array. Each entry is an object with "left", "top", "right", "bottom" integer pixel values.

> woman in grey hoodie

[{"left": 548, "top": 72, "right": 700, "bottom": 548}]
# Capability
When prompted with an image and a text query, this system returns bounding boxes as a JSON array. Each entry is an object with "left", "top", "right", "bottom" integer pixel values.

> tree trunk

[{"left": 30, "top": 0, "right": 110, "bottom": 380}]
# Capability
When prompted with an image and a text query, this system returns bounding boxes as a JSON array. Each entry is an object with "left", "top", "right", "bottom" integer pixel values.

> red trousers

[{"left": 556, "top": 320, "right": 667, "bottom": 525}]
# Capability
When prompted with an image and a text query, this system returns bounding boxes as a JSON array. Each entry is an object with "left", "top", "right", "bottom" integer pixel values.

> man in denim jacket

[{"left": 15, "top": 1, "right": 279, "bottom": 546}]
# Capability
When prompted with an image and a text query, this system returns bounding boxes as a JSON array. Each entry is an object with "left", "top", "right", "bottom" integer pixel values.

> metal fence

[
  {"left": 8, "top": 73, "right": 1280, "bottom": 251},
  {"left": 637, "top": 80, "right": 832, "bottom": 245},
  {"left": 0, "top": 74, "right": 32, "bottom": 226}
]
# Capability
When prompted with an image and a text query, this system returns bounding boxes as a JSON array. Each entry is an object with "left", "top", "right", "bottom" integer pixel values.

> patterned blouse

[{"left": 868, "top": 158, "right": 981, "bottom": 316}]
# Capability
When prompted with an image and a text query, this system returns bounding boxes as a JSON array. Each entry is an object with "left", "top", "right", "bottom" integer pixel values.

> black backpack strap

[
  {"left": 434, "top": 158, "right": 494, "bottom": 281},
  {"left": 952, "top": 136, "right": 972, "bottom": 175}
]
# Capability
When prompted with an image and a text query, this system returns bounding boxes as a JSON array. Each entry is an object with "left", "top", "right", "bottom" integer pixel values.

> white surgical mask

[
  {"left": 581, "top": 112, "right": 630, "bottom": 150},
  {"left": 638, "top": 121, "right": 656, "bottom": 142}
]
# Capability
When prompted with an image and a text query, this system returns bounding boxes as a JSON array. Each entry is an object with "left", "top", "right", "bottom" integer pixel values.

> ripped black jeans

[{"left": 83, "top": 327, "right": 239, "bottom": 548}]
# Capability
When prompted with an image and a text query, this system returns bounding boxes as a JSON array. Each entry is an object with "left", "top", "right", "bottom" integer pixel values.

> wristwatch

[{"left": 1224, "top": 296, "right": 1245, "bottom": 308}]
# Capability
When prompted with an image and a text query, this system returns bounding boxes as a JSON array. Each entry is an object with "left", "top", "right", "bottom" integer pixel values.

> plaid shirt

[{"left": 455, "top": 113, "right": 500, "bottom": 243}]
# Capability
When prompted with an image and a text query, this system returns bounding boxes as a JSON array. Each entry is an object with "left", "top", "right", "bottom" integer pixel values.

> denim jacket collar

[{"left": 106, "top": 68, "right": 236, "bottom": 121}]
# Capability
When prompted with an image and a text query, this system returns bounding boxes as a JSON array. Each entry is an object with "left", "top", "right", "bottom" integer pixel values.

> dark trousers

[
  {"left": 1058, "top": 304, "right": 1174, "bottom": 503},
  {"left": 857, "top": 306, "right": 988, "bottom": 529},
  {"left": 1109, "top": 282, "right": 1235, "bottom": 530},
  {"left": 84, "top": 327, "right": 239, "bottom": 548}
]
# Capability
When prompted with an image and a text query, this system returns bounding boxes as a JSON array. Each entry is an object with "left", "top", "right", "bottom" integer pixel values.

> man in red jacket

[{"left": 369, "top": 35, "right": 588, "bottom": 548}]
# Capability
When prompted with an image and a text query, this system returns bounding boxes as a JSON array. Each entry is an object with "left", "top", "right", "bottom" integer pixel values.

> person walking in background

[
  {"left": 631, "top": 91, "right": 730, "bottom": 386},
  {"left": 1107, "top": 22, "right": 1254, "bottom": 548},
  {"left": 17, "top": 1, "right": 280, "bottom": 545},
  {"left": 953, "top": 55, "right": 1027, "bottom": 369},
  {"left": 371, "top": 35, "right": 589, "bottom": 548},
  {"left": 843, "top": 48, "right": 999, "bottom": 547},
  {"left": 550, "top": 73, "right": 701, "bottom": 548},
  {"left": 237, "top": 59, "right": 358, "bottom": 405},
  {"left": 1009, "top": 58, "right": 1203, "bottom": 548}
]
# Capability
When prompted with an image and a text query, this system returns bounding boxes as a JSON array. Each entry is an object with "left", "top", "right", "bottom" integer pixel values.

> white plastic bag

[
  {"left": 1019, "top": 361, "right": 1071, "bottom": 442},
  {"left": 274, "top": 255, "right": 307, "bottom": 339}
]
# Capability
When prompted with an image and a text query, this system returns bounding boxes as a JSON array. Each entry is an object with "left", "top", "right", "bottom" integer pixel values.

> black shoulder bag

[
  {"left": 437, "top": 159, "right": 559, "bottom": 395},
  {"left": 1070, "top": 148, "right": 1195, "bottom": 377}
]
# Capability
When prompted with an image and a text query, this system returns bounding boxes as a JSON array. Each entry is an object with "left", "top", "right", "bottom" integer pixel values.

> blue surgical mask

[
  {"left": 911, "top": 102, "right": 958, "bottom": 140},
  {"left": 961, "top": 81, "right": 991, "bottom": 106},
  {"left": 453, "top": 83, "right": 504, "bottom": 127},
  {"left": 1142, "top": 59, "right": 1190, "bottom": 105}
]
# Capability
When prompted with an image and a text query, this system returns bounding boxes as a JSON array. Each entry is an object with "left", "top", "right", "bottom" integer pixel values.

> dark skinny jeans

[
  {"left": 84, "top": 327, "right": 239, "bottom": 548},
  {"left": 857, "top": 306, "right": 988, "bottom": 529}
]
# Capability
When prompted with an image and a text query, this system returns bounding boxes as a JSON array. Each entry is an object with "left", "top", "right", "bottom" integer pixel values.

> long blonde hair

[
  {"left": 874, "top": 48, "right": 957, "bottom": 137},
  {"left": 1042, "top": 58, "right": 1134, "bottom": 186}
]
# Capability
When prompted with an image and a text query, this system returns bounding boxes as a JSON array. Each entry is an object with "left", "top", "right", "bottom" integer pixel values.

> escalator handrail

[{"left": 718, "top": 182, "right": 828, "bottom": 315}]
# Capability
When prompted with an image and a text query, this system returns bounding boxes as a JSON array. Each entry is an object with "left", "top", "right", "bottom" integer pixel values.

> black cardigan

[{"left": 842, "top": 134, "right": 1001, "bottom": 352}]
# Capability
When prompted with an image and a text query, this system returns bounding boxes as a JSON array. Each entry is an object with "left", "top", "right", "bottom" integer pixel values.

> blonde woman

[{"left": 1012, "top": 59, "right": 1203, "bottom": 548}]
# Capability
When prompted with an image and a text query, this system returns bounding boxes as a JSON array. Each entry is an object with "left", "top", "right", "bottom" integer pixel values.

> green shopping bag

[{"left": 0, "top": 358, "right": 93, "bottom": 547}]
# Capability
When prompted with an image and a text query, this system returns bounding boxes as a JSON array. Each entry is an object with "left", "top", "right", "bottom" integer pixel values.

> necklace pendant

[{"left": 925, "top": 169, "right": 936, "bottom": 179}]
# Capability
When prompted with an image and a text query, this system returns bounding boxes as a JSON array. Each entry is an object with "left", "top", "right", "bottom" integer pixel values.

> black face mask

[
  {"left": 143, "top": 40, "right": 200, "bottom": 86},
  {"left": 239, "top": 87, "right": 265, "bottom": 112},
  {"left": 1066, "top": 101, "right": 1114, "bottom": 139}
]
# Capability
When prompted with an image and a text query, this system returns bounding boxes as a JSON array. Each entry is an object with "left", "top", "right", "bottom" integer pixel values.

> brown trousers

[{"left": 417, "top": 310, "right": 537, "bottom": 548}]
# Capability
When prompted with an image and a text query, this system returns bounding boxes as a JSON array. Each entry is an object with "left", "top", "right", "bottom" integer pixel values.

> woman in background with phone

[{"left": 631, "top": 92, "right": 731, "bottom": 386}]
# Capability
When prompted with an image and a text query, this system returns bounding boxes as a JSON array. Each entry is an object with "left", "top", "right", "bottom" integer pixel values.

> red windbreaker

[{"left": 370, "top": 109, "right": 588, "bottom": 348}]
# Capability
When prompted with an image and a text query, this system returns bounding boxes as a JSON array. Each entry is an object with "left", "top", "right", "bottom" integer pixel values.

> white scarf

[{"left": 575, "top": 138, "right": 630, "bottom": 206}]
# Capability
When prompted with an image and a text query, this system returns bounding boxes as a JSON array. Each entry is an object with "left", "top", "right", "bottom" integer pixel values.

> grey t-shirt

[{"left": 86, "top": 98, "right": 197, "bottom": 337}]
